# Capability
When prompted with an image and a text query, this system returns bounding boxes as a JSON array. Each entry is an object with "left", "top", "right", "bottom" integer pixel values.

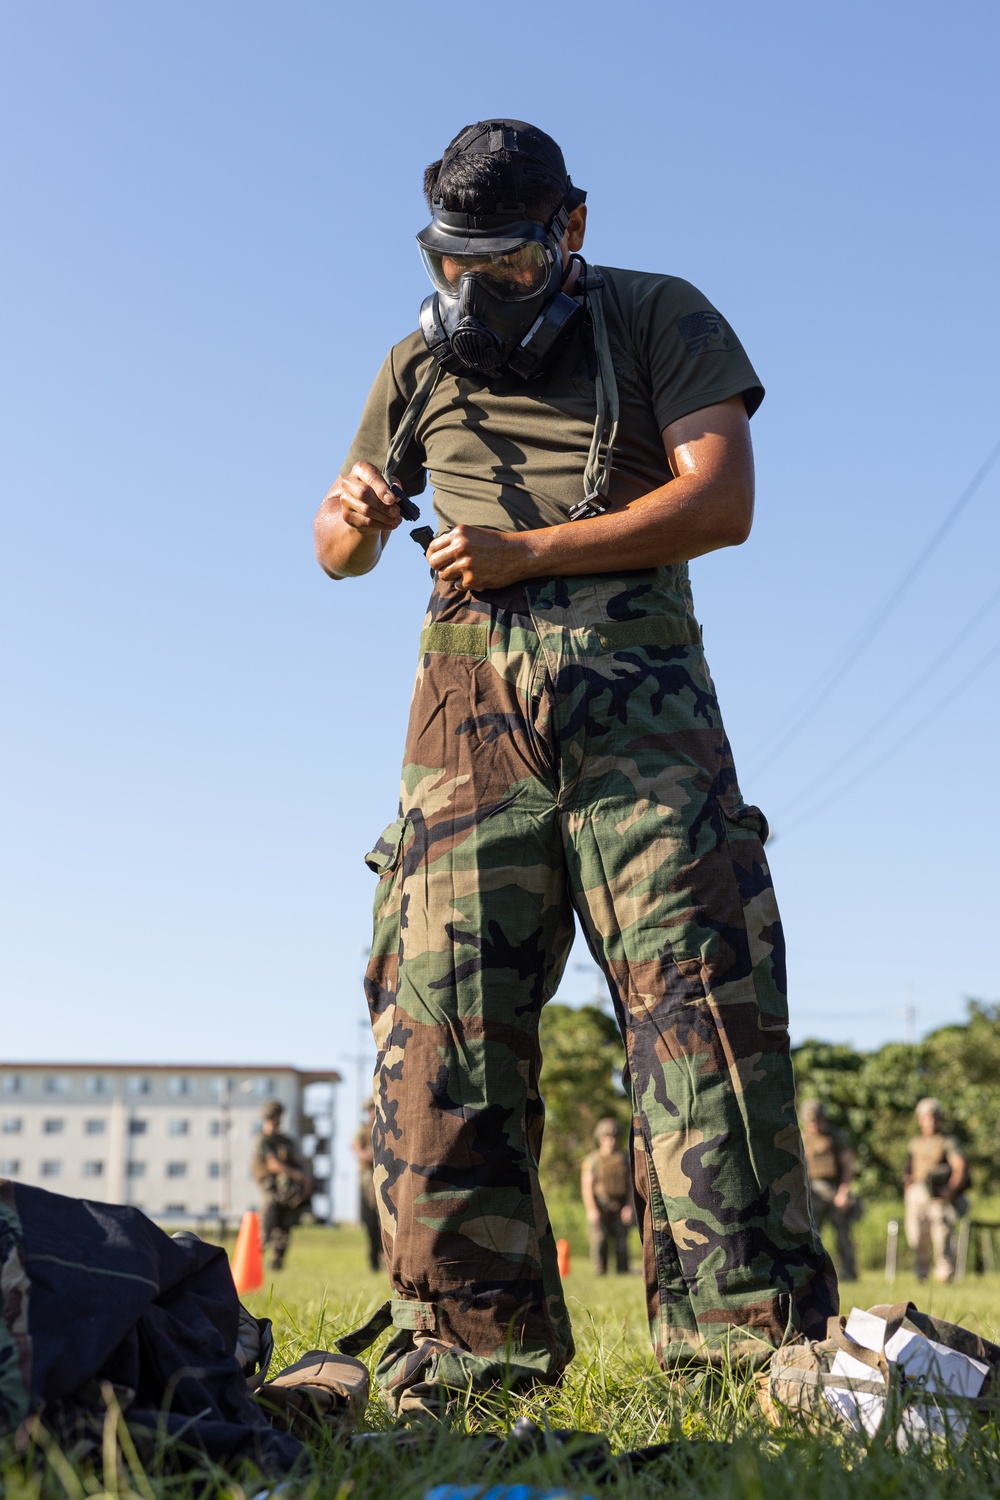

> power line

[
  {"left": 776, "top": 579, "right": 1000, "bottom": 816},
  {"left": 773, "top": 633, "right": 1000, "bottom": 834},
  {"left": 744, "top": 434, "right": 1000, "bottom": 778}
]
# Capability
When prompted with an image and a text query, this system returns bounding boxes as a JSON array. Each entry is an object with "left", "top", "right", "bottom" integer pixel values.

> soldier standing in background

[
  {"left": 352, "top": 1097, "right": 384, "bottom": 1272},
  {"left": 904, "top": 1097, "right": 968, "bottom": 1282},
  {"left": 800, "top": 1099, "right": 858, "bottom": 1281},
  {"left": 580, "top": 1118, "right": 634, "bottom": 1275},
  {"left": 251, "top": 1100, "right": 313, "bottom": 1272}
]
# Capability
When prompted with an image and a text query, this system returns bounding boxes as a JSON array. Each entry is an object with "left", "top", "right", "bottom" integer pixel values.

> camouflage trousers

[
  {"left": 808, "top": 1179, "right": 858, "bottom": 1280},
  {"left": 260, "top": 1198, "right": 299, "bottom": 1270},
  {"left": 364, "top": 569, "right": 837, "bottom": 1407},
  {"left": 589, "top": 1207, "right": 631, "bottom": 1276},
  {"left": 904, "top": 1183, "right": 960, "bottom": 1281}
]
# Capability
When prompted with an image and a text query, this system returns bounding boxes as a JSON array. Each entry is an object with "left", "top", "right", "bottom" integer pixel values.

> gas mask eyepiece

[{"left": 418, "top": 241, "right": 555, "bottom": 302}]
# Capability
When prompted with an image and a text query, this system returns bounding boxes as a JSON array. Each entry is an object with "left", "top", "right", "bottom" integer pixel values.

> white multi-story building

[{"left": 0, "top": 1063, "right": 340, "bottom": 1225}]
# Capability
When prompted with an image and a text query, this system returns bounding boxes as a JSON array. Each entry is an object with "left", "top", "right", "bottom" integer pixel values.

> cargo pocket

[
  {"left": 721, "top": 798, "right": 788, "bottom": 1033},
  {"left": 364, "top": 817, "right": 410, "bottom": 1034},
  {"left": 365, "top": 816, "right": 408, "bottom": 877}
]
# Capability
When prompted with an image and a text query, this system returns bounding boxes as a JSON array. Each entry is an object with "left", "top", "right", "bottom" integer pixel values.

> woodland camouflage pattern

[{"left": 364, "top": 567, "right": 838, "bottom": 1409}]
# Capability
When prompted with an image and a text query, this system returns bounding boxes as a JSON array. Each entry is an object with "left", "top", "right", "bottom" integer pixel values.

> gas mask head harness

[{"left": 416, "top": 120, "right": 587, "bottom": 382}]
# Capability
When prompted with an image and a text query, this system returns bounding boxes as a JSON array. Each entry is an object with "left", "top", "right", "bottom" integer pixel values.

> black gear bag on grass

[{"left": 0, "top": 1179, "right": 303, "bottom": 1476}]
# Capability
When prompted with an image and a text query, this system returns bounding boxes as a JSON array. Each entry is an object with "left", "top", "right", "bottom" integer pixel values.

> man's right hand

[
  {"left": 338, "top": 462, "right": 403, "bottom": 535},
  {"left": 314, "top": 461, "right": 401, "bottom": 578}
]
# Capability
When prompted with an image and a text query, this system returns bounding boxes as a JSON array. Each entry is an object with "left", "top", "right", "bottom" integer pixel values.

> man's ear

[{"left": 564, "top": 203, "right": 587, "bottom": 253}]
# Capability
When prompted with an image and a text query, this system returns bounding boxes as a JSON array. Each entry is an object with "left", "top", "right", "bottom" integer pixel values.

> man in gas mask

[{"left": 314, "top": 120, "right": 836, "bottom": 1413}]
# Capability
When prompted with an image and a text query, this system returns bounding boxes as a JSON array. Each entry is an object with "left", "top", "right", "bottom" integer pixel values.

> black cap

[
  {"left": 440, "top": 119, "right": 584, "bottom": 213},
  {"left": 419, "top": 119, "right": 586, "bottom": 257}
]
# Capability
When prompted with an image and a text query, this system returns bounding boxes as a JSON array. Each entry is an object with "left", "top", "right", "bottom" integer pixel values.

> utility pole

[
  {"left": 904, "top": 986, "right": 916, "bottom": 1045},
  {"left": 219, "top": 1076, "right": 231, "bottom": 1234},
  {"left": 574, "top": 961, "right": 609, "bottom": 1012}
]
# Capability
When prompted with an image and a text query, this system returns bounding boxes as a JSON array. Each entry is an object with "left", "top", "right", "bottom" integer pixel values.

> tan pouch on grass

[
  {"left": 255, "top": 1350, "right": 370, "bottom": 1437},
  {"left": 757, "top": 1302, "right": 1000, "bottom": 1433}
]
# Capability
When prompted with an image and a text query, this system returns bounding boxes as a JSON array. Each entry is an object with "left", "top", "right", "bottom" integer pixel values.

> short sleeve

[
  {"left": 339, "top": 337, "right": 429, "bottom": 499},
  {"left": 616, "top": 273, "right": 764, "bottom": 433}
]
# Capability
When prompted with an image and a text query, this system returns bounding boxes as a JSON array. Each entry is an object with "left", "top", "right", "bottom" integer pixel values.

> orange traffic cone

[
  {"left": 556, "top": 1238, "right": 571, "bottom": 1277},
  {"left": 231, "top": 1210, "right": 264, "bottom": 1294}
]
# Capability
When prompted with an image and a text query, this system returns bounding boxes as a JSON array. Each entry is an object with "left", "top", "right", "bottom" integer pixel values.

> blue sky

[{"left": 3, "top": 2, "right": 998, "bottom": 1215}]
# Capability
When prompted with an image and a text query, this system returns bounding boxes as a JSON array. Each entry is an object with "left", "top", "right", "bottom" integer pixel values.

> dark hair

[{"left": 423, "top": 122, "right": 567, "bottom": 224}]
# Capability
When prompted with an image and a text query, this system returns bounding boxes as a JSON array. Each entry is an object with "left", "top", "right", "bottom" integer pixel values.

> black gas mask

[{"left": 416, "top": 195, "right": 587, "bottom": 380}]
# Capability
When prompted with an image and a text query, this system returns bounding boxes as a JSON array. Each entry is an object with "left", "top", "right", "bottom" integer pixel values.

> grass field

[{"left": 5, "top": 1219, "right": 1000, "bottom": 1499}]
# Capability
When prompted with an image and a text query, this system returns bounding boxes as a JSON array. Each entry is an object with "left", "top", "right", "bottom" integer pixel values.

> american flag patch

[{"left": 676, "top": 310, "right": 733, "bottom": 356}]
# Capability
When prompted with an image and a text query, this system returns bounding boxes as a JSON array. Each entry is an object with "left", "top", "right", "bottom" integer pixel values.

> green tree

[
  {"left": 793, "top": 1000, "right": 1000, "bottom": 1196},
  {"left": 538, "top": 1002, "right": 628, "bottom": 1196}
]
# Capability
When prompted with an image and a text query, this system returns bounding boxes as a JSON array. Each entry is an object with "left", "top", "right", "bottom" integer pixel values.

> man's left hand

[{"left": 426, "top": 525, "right": 529, "bottom": 590}]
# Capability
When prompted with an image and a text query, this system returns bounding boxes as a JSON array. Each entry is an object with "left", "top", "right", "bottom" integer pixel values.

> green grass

[{"left": 4, "top": 1222, "right": 1000, "bottom": 1499}]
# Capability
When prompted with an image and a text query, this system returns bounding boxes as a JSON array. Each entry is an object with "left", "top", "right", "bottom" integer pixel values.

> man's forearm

[
  {"left": 314, "top": 490, "right": 389, "bottom": 579},
  {"left": 515, "top": 473, "right": 752, "bottom": 578},
  {"left": 946, "top": 1157, "right": 967, "bottom": 1197}
]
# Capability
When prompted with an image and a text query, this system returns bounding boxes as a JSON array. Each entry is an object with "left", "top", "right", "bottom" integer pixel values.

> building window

[
  {"left": 126, "top": 1161, "right": 145, "bottom": 1178},
  {"left": 1, "top": 1076, "right": 22, "bottom": 1096},
  {"left": 128, "top": 1077, "right": 151, "bottom": 1096},
  {"left": 209, "top": 1119, "right": 222, "bottom": 1137},
  {"left": 167, "top": 1119, "right": 189, "bottom": 1137},
  {"left": 205, "top": 1202, "right": 219, "bottom": 1215},
  {"left": 83, "top": 1161, "right": 104, "bottom": 1177},
  {"left": 1, "top": 1118, "right": 21, "bottom": 1135},
  {"left": 84, "top": 1118, "right": 106, "bottom": 1135},
  {"left": 169, "top": 1076, "right": 190, "bottom": 1097},
  {"left": 0, "top": 1159, "right": 20, "bottom": 1175},
  {"left": 166, "top": 1162, "right": 187, "bottom": 1178},
  {"left": 42, "top": 1119, "right": 64, "bottom": 1134},
  {"left": 45, "top": 1076, "right": 69, "bottom": 1095},
  {"left": 165, "top": 1203, "right": 187, "bottom": 1215},
  {"left": 40, "top": 1160, "right": 61, "bottom": 1177},
  {"left": 85, "top": 1075, "right": 108, "bottom": 1095},
  {"left": 208, "top": 1161, "right": 221, "bottom": 1178},
  {"left": 128, "top": 1119, "right": 147, "bottom": 1136}
]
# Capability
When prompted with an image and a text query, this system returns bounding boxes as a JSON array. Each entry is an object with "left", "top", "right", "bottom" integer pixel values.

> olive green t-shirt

[{"left": 340, "top": 265, "right": 763, "bottom": 533}]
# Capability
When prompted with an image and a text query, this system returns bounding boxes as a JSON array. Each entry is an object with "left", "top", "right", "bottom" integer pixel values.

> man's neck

[{"left": 562, "top": 257, "right": 583, "bottom": 296}]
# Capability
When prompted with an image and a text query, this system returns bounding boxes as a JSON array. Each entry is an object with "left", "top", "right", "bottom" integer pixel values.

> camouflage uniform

[
  {"left": 364, "top": 566, "right": 838, "bottom": 1406},
  {"left": 252, "top": 1128, "right": 310, "bottom": 1272},
  {"left": 904, "top": 1130, "right": 965, "bottom": 1281},
  {"left": 801, "top": 1111, "right": 857, "bottom": 1280},
  {"left": 354, "top": 1123, "right": 384, "bottom": 1272},
  {"left": 581, "top": 1143, "right": 633, "bottom": 1275}
]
